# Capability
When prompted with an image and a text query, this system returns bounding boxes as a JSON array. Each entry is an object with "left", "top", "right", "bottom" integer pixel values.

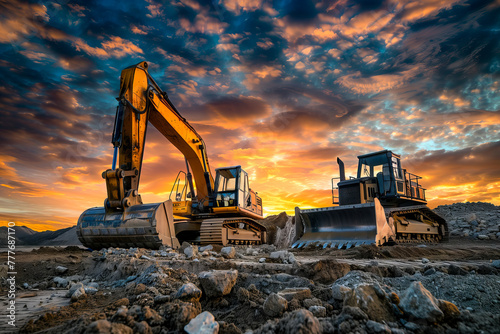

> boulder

[
  {"left": 85, "top": 320, "right": 112, "bottom": 333},
  {"left": 184, "top": 245, "right": 199, "bottom": 259},
  {"left": 365, "top": 320, "right": 391, "bottom": 334},
  {"left": 269, "top": 250, "right": 296, "bottom": 264},
  {"left": 199, "top": 245, "right": 213, "bottom": 252},
  {"left": 53, "top": 277, "right": 69, "bottom": 288},
  {"left": 67, "top": 282, "right": 84, "bottom": 297},
  {"left": 55, "top": 266, "right": 68, "bottom": 274},
  {"left": 71, "top": 286, "right": 85, "bottom": 302},
  {"left": 343, "top": 282, "right": 395, "bottom": 322},
  {"left": 184, "top": 311, "right": 219, "bottom": 334},
  {"left": 438, "top": 299, "right": 461, "bottom": 320},
  {"left": 308, "top": 306, "right": 326, "bottom": 318},
  {"left": 263, "top": 293, "right": 288, "bottom": 317},
  {"left": 273, "top": 309, "right": 320, "bottom": 334},
  {"left": 198, "top": 270, "right": 238, "bottom": 298},
  {"left": 399, "top": 281, "right": 443, "bottom": 323},
  {"left": 277, "top": 287, "right": 311, "bottom": 302},
  {"left": 175, "top": 283, "right": 202, "bottom": 303},
  {"left": 220, "top": 247, "right": 236, "bottom": 259}
]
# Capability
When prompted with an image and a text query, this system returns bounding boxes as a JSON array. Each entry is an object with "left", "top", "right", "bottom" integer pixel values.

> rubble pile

[
  {"left": 434, "top": 202, "right": 500, "bottom": 240},
  {"left": 14, "top": 242, "right": 500, "bottom": 334}
]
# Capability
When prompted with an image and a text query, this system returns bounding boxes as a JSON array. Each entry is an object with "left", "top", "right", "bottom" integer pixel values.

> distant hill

[{"left": 0, "top": 225, "right": 82, "bottom": 247}]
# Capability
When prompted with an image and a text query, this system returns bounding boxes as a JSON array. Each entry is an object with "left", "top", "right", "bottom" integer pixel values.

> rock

[
  {"left": 491, "top": 260, "right": 500, "bottom": 269},
  {"left": 71, "top": 286, "right": 86, "bottom": 302},
  {"left": 399, "top": 281, "right": 443, "bottom": 323},
  {"left": 221, "top": 247, "right": 236, "bottom": 259},
  {"left": 185, "top": 245, "right": 198, "bottom": 259},
  {"left": 438, "top": 299, "right": 461, "bottom": 320},
  {"left": 344, "top": 282, "right": 395, "bottom": 322},
  {"left": 184, "top": 311, "right": 219, "bottom": 334},
  {"left": 263, "top": 293, "right": 288, "bottom": 317},
  {"left": 333, "top": 270, "right": 379, "bottom": 289},
  {"left": 84, "top": 287, "right": 98, "bottom": 295},
  {"left": 277, "top": 287, "right": 311, "bottom": 301},
  {"left": 365, "top": 320, "right": 391, "bottom": 334},
  {"left": 478, "top": 234, "right": 488, "bottom": 240},
  {"left": 164, "top": 301, "right": 202, "bottom": 331},
  {"left": 112, "top": 323, "right": 133, "bottom": 334},
  {"left": 422, "top": 258, "right": 430, "bottom": 264},
  {"left": 308, "top": 306, "right": 326, "bottom": 318},
  {"left": 85, "top": 319, "right": 112, "bottom": 333},
  {"left": 256, "top": 309, "right": 320, "bottom": 334},
  {"left": 198, "top": 270, "right": 238, "bottom": 297},
  {"left": 303, "top": 298, "right": 322, "bottom": 309},
  {"left": 424, "top": 268, "right": 436, "bottom": 276},
  {"left": 465, "top": 213, "right": 476, "bottom": 222},
  {"left": 269, "top": 250, "right": 296, "bottom": 264},
  {"left": 404, "top": 322, "right": 420, "bottom": 331},
  {"left": 175, "top": 283, "right": 202, "bottom": 302},
  {"left": 53, "top": 277, "right": 69, "bottom": 288},
  {"left": 199, "top": 245, "right": 213, "bottom": 252},
  {"left": 55, "top": 266, "right": 68, "bottom": 274},
  {"left": 259, "top": 258, "right": 266, "bottom": 263},
  {"left": 133, "top": 321, "right": 152, "bottom": 334},
  {"left": 448, "top": 264, "right": 467, "bottom": 276},
  {"left": 134, "top": 283, "right": 147, "bottom": 295},
  {"left": 67, "top": 282, "right": 84, "bottom": 297},
  {"left": 331, "top": 285, "right": 351, "bottom": 301}
]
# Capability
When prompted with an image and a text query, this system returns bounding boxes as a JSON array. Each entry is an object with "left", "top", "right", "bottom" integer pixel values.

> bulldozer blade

[
  {"left": 77, "top": 199, "right": 180, "bottom": 250},
  {"left": 294, "top": 198, "right": 395, "bottom": 248}
]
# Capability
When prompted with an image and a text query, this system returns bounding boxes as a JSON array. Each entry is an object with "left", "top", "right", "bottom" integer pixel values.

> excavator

[
  {"left": 293, "top": 150, "right": 448, "bottom": 249},
  {"left": 77, "top": 61, "right": 267, "bottom": 250}
]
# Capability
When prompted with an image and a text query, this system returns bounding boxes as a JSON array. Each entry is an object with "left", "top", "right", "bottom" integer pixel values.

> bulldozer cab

[
  {"left": 213, "top": 166, "right": 263, "bottom": 217},
  {"left": 357, "top": 150, "right": 402, "bottom": 197}
]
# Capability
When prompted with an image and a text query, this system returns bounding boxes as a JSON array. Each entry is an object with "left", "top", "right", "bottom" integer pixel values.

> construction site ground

[{"left": 1, "top": 236, "right": 499, "bottom": 334}]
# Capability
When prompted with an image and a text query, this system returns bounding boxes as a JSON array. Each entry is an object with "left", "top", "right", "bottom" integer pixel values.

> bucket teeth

[
  {"left": 291, "top": 242, "right": 299, "bottom": 248},
  {"left": 346, "top": 242, "right": 352, "bottom": 249},
  {"left": 323, "top": 242, "right": 329, "bottom": 249},
  {"left": 337, "top": 242, "right": 345, "bottom": 249}
]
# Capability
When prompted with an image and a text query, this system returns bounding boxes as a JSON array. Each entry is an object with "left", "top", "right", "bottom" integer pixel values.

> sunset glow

[{"left": 0, "top": 0, "right": 499, "bottom": 231}]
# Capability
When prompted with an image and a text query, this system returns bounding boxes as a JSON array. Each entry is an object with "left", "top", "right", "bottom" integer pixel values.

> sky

[{"left": 0, "top": 0, "right": 499, "bottom": 231}]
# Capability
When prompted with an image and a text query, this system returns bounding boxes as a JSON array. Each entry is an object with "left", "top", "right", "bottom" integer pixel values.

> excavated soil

[{"left": 0, "top": 236, "right": 499, "bottom": 333}]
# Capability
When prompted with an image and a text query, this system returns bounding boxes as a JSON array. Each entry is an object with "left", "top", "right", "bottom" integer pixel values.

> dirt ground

[{"left": 0, "top": 236, "right": 499, "bottom": 333}]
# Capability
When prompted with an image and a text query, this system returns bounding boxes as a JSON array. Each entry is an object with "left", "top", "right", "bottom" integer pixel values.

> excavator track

[{"left": 200, "top": 218, "right": 267, "bottom": 246}]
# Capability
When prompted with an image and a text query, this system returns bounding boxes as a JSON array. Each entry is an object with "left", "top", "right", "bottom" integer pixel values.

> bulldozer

[
  {"left": 293, "top": 150, "right": 448, "bottom": 249},
  {"left": 77, "top": 61, "right": 267, "bottom": 250}
]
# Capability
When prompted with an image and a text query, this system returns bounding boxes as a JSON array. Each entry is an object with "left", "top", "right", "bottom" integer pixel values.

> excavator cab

[{"left": 212, "top": 166, "right": 263, "bottom": 219}]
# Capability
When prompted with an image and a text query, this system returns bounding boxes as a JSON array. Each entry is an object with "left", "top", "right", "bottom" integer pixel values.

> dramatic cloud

[{"left": 0, "top": 0, "right": 498, "bottom": 231}]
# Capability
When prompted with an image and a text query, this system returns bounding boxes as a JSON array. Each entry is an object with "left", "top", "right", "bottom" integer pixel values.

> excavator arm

[{"left": 104, "top": 61, "right": 214, "bottom": 213}]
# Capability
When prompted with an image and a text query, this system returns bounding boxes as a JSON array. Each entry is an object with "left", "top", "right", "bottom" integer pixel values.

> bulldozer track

[
  {"left": 200, "top": 218, "right": 266, "bottom": 246},
  {"left": 385, "top": 206, "right": 449, "bottom": 245}
]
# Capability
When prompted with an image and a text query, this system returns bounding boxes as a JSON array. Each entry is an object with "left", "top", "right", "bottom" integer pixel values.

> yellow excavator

[
  {"left": 77, "top": 61, "right": 267, "bottom": 250},
  {"left": 293, "top": 150, "right": 448, "bottom": 249}
]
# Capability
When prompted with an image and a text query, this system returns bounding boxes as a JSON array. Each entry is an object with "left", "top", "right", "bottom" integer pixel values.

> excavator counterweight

[
  {"left": 294, "top": 150, "right": 448, "bottom": 248},
  {"left": 77, "top": 62, "right": 267, "bottom": 250}
]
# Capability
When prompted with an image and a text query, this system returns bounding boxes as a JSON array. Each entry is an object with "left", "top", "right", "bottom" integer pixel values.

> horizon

[{"left": 1, "top": 0, "right": 499, "bottom": 232}]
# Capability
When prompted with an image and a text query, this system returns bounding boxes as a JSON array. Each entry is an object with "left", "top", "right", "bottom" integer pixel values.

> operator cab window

[
  {"left": 215, "top": 168, "right": 238, "bottom": 207},
  {"left": 392, "top": 157, "right": 402, "bottom": 179}
]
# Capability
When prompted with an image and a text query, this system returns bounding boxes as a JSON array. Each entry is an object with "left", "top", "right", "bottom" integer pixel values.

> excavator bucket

[
  {"left": 77, "top": 199, "right": 180, "bottom": 250},
  {"left": 292, "top": 198, "right": 395, "bottom": 249}
]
